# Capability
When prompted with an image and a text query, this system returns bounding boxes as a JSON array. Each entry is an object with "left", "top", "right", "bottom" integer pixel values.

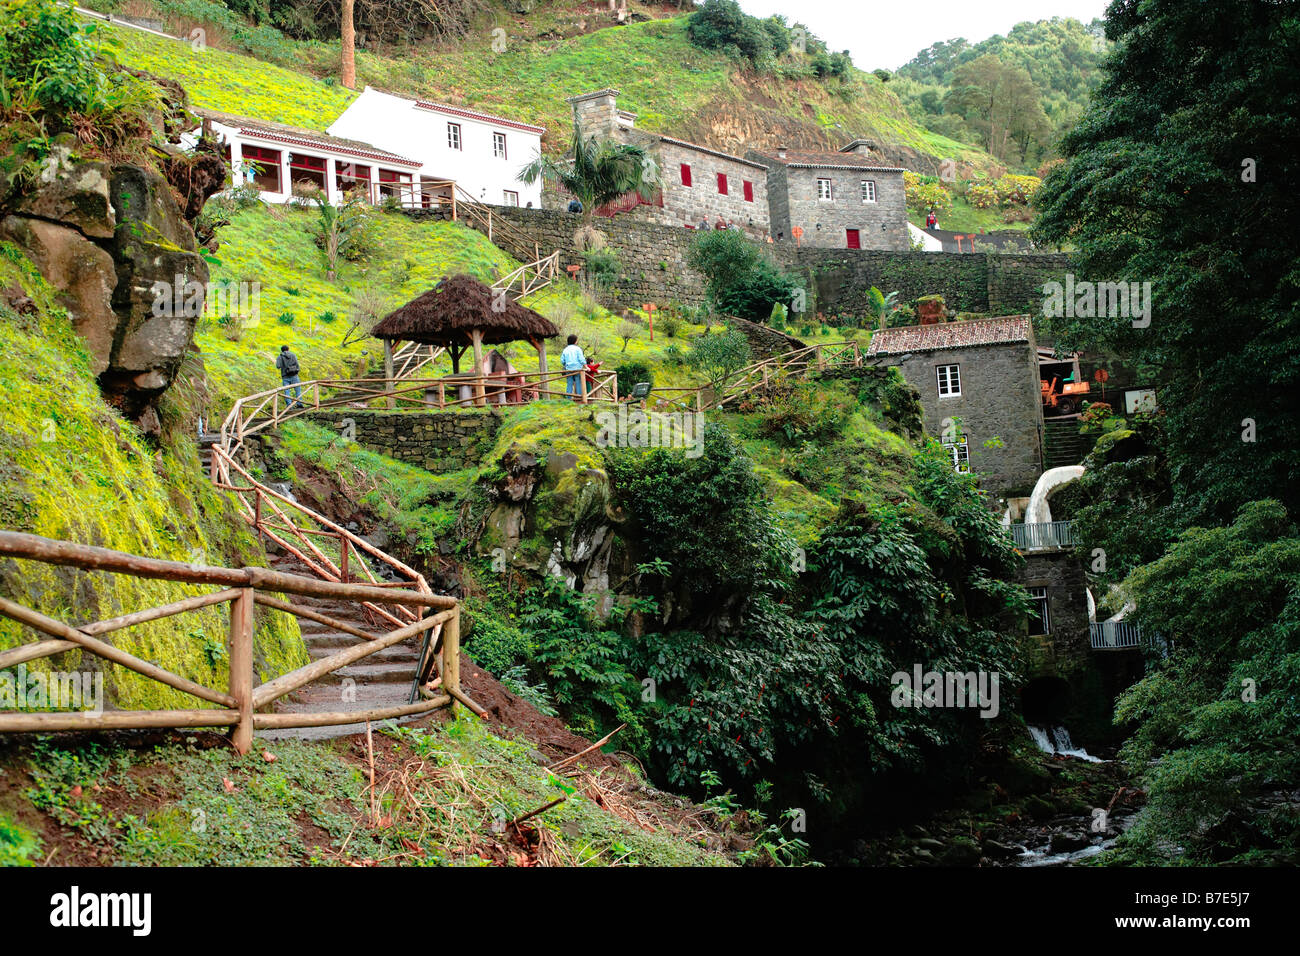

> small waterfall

[
  {"left": 269, "top": 482, "right": 297, "bottom": 502},
  {"left": 1028, "top": 723, "right": 1103, "bottom": 762}
]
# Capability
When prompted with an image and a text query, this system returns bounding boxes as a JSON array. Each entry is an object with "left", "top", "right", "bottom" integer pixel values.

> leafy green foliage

[
  {"left": 687, "top": 328, "right": 752, "bottom": 395},
  {"left": 687, "top": 229, "right": 801, "bottom": 321},
  {"left": 520, "top": 123, "right": 658, "bottom": 224},
  {"left": 1109, "top": 501, "right": 1300, "bottom": 864},
  {"left": 1031, "top": 0, "right": 1300, "bottom": 525}
]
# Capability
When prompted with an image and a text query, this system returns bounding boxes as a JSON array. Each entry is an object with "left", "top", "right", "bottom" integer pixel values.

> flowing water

[{"left": 1027, "top": 724, "right": 1104, "bottom": 763}]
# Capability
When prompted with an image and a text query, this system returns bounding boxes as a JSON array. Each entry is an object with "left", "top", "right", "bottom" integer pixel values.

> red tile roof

[
  {"left": 867, "top": 315, "right": 1032, "bottom": 356},
  {"left": 195, "top": 108, "right": 421, "bottom": 167}
]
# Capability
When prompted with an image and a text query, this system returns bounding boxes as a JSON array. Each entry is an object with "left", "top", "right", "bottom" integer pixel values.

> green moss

[{"left": 0, "top": 243, "right": 305, "bottom": 710}]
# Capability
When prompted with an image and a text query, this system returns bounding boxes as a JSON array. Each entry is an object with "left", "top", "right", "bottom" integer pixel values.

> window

[
  {"left": 1027, "top": 587, "right": 1051, "bottom": 635},
  {"left": 447, "top": 123, "right": 462, "bottom": 150},
  {"left": 846, "top": 228, "right": 860, "bottom": 249},
  {"left": 680, "top": 163, "right": 692, "bottom": 187},
  {"left": 743, "top": 179, "right": 754, "bottom": 202},
  {"left": 493, "top": 132, "right": 507, "bottom": 159},
  {"left": 717, "top": 172, "right": 728, "bottom": 195},
  {"left": 287, "top": 152, "right": 326, "bottom": 191},
  {"left": 503, "top": 190, "right": 519, "bottom": 206},
  {"left": 240, "top": 144, "right": 281, "bottom": 193},
  {"left": 377, "top": 168, "right": 411, "bottom": 202},
  {"left": 861, "top": 180, "right": 877, "bottom": 203},
  {"left": 943, "top": 437, "right": 970, "bottom": 474},
  {"left": 936, "top": 364, "right": 961, "bottom": 397},
  {"left": 817, "top": 178, "right": 833, "bottom": 201},
  {"left": 335, "top": 162, "right": 372, "bottom": 199}
]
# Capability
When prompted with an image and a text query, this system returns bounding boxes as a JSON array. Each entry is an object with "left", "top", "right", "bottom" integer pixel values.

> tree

[
  {"left": 865, "top": 287, "right": 900, "bottom": 330},
  {"left": 519, "top": 122, "right": 657, "bottom": 228},
  {"left": 1031, "top": 0, "right": 1300, "bottom": 524},
  {"left": 688, "top": 327, "right": 752, "bottom": 399},
  {"left": 340, "top": 0, "right": 356, "bottom": 89},
  {"left": 686, "top": 229, "right": 801, "bottom": 321}
]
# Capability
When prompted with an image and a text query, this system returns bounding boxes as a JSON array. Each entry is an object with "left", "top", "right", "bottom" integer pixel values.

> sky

[{"left": 734, "top": 0, "right": 1112, "bottom": 70}]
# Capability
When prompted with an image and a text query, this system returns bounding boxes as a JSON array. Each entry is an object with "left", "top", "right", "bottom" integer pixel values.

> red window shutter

[
  {"left": 717, "top": 173, "right": 728, "bottom": 195},
  {"left": 743, "top": 180, "right": 754, "bottom": 202},
  {"left": 680, "top": 163, "right": 692, "bottom": 186}
]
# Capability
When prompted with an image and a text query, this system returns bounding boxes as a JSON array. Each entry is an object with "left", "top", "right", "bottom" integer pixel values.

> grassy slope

[
  {"left": 0, "top": 714, "right": 731, "bottom": 866},
  {"left": 0, "top": 244, "right": 306, "bottom": 709},
  {"left": 99, "top": 5, "right": 995, "bottom": 169}
]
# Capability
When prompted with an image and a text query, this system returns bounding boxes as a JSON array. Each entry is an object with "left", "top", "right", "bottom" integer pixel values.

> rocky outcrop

[{"left": 0, "top": 137, "right": 207, "bottom": 437}]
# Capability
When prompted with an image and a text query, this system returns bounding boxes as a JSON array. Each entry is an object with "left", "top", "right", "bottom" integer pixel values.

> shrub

[
  {"left": 613, "top": 360, "right": 653, "bottom": 391},
  {"left": 616, "top": 320, "right": 640, "bottom": 352},
  {"left": 687, "top": 230, "right": 801, "bottom": 322},
  {"left": 996, "top": 174, "right": 1042, "bottom": 206},
  {"left": 903, "top": 171, "right": 953, "bottom": 215},
  {"left": 966, "top": 181, "right": 1000, "bottom": 209},
  {"left": 317, "top": 310, "right": 337, "bottom": 325},
  {"left": 658, "top": 313, "right": 683, "bottom": 338},
  {"left": 688, "top": 327, "right": 753, "bottom": 394},
  {"left": 277, "top": 311, "right": 295, "bottom": 325},
  {"left": 582, "top": 247, "right": 621, "bottom": 291}
]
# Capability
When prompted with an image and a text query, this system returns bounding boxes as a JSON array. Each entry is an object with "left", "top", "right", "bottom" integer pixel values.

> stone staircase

[
  {"left": 260, "top": 549, "right": 428, "bottom": 741},
  {"left": 1042, "top": 418, "right": 1093, "bottom": 470}
]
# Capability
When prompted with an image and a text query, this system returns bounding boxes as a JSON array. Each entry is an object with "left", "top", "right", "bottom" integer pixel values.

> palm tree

[
  {"left": 865, "top": 286, "right": 900, "bottom": 330},
  {"left": 519, "top": 122, "right": 659, "bottom": 230}
]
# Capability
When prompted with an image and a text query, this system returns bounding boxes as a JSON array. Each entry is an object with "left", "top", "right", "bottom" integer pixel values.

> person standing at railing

[
  {"left": 560, "top": 334, "right": 587, "bottom": 400},
  {"left": 276, "top": 345, "right": 304, "bottom": 410}
]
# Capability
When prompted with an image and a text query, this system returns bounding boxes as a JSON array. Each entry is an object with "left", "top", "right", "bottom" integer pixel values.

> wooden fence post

[
  {"left": 384, "top": 340, "right": 396, "bottom": 410},
  {"left": 443, "top": 605, "right": 461, "bottom": 712},
  {"left": 228, "top": 588, "right": 254, "bottom": 755}
]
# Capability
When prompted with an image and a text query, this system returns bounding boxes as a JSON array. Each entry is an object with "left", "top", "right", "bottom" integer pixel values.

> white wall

[{"left": 328, "top": 87, "right": 543, "bottom": 208}]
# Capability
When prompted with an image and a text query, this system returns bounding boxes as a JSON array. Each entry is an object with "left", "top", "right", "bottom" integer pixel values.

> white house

[
  {"left": 327, "top": 87, "right": 546, "bottom": 209},
  {"left": 188, "top": 108, "right": 423, "bottom": 206}
]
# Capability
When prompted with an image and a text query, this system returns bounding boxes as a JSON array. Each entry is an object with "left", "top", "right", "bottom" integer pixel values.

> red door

[{"left": 846, "top": 228, "right": 861, "bottom": 249}]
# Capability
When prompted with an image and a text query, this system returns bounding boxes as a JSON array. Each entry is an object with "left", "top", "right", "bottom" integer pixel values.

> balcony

[
  {"left": 1089, "top": 621, "right": 1146, "bottom": 650},
  {"left": 1012, "top": 520, "right": 1078, "bottom": 551}
]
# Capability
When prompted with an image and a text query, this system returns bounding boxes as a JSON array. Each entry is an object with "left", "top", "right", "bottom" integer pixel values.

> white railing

[
  {"left": 1089, "top": 621, "right": 1145, "bottom": 650},
  {"left": 1012, "top": 520, "right": 1078, "bottom": 550}
]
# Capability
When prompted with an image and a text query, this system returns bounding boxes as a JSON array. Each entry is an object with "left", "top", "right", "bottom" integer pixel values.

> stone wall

[
  {"left": 467, "top": 206, "right": 712, "bottom": 307},
  {"left": 638, "top": 139, "right": 770, "bottom": 239},
  {"left": 304, "top": 410, "right": 500, "bottom": 473},
  {"left": 1019, "top": 550, "right": 1091, "bottom": 678},
  {"left": 876, "top": 339, "right": 1044, "bottom": 498},
  {"left": 418, "top": 206, "right": 1071, "bottom": 315}
]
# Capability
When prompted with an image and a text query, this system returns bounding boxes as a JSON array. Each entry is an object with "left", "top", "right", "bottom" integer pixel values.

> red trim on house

[
  {"left": 680, "top": 163, "right": 692, "bottom": 187},
  {"left": 717, "top": 172, "right": 728, "bottom": 195},
  {"left": 414, "top": 100, "right": 545, "bottom": 134},
  {"left": 237, "top": 128, "right": 419, "bottom": 167},
  {"left": 743, "top": 179, "right": 754, "bottom": 202}
]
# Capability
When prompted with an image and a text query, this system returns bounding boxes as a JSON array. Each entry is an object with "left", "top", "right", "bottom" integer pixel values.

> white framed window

[
  {"left": 861, "top": 180, "right": 877, "bottom": 203},
  {"left": 1027, "top": 586, "right": 1051, "bottom": 635},
  {"left": 936, "top": 363, "right": 961, "bottom": 397},
  {"left": 817, "top": 178, "right": 833, "bottom": 201},
  {"left": 503, "top": 190, "right": 519, "bottom": 206},
  {"left": 447, "top": 123, "right": 462, "bottom": 150},
  {"left": 493, "top": 132, "right": 507, "bottom": 159},
  {"left": 943, "top": 437, "right": 970, "bottom": 474}
]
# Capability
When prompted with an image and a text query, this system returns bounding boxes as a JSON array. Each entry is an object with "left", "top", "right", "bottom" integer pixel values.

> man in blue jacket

[{"left": 560, "top": 334, "right": 587, "bottom": 399}]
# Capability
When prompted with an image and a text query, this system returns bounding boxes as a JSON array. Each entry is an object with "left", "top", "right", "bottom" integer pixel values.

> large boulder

[
  {"left": 101, "top": 164, "right": 208, "bottom": 432},
  {"left": 0, "top": 215, "right": 117, "bottom": 375},
  {"left": 11, "top": 139, "right": 115, "bottom": 240}
]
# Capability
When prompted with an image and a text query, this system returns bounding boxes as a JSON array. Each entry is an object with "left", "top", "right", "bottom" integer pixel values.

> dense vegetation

[
  {"left": 894, "top": 17, "right": 1109, "bottom": 166},
  {"left": 1032, "top": 0, "right": 1300, "bottom": 863}
]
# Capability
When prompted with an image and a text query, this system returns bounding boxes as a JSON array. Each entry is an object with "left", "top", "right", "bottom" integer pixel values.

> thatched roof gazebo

[{"left": 372, "top": 273, "right": 559, "bottom": 406}]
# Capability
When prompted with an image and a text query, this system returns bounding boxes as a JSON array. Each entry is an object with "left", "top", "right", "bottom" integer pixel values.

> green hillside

[{"left": 90, "top": 0, "right": 996, "bottom": 170}]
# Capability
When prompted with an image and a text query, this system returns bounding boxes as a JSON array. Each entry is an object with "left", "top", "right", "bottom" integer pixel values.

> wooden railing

[
  {"left": 0, "top": 530, "right": 471, "bottom": 752},
  {"left": 220, "top": 369, "right": 620, "bottom": 459},
  {"left": 651, "top": 341, "right": 864, "bottom": 413},
  {"left": 496, "top": 250, "right": 560, "bottom": 300}
]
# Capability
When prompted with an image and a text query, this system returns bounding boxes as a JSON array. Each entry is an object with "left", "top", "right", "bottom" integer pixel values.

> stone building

[
  {"left": 566, "top": 89, "right": 771, "bottom": 240},
  {"left": 746, "top": 142, "right": 908, "bottom": 250},
  {"left": 867, "top": 315, "right": 1045, "bottom": 498}
]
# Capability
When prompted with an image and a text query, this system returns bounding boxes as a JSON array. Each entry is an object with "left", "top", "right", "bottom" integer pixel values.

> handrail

[{"left": 0, "top": 530, "right": 468, "bottom": 750}]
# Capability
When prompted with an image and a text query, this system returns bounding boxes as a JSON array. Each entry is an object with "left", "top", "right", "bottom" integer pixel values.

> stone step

[
  {"left": 312, "top": 660, "right": 417, "bottom": 685},
  {"left": 306, "top": 641, "right": 420, "bottom": 663}
]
